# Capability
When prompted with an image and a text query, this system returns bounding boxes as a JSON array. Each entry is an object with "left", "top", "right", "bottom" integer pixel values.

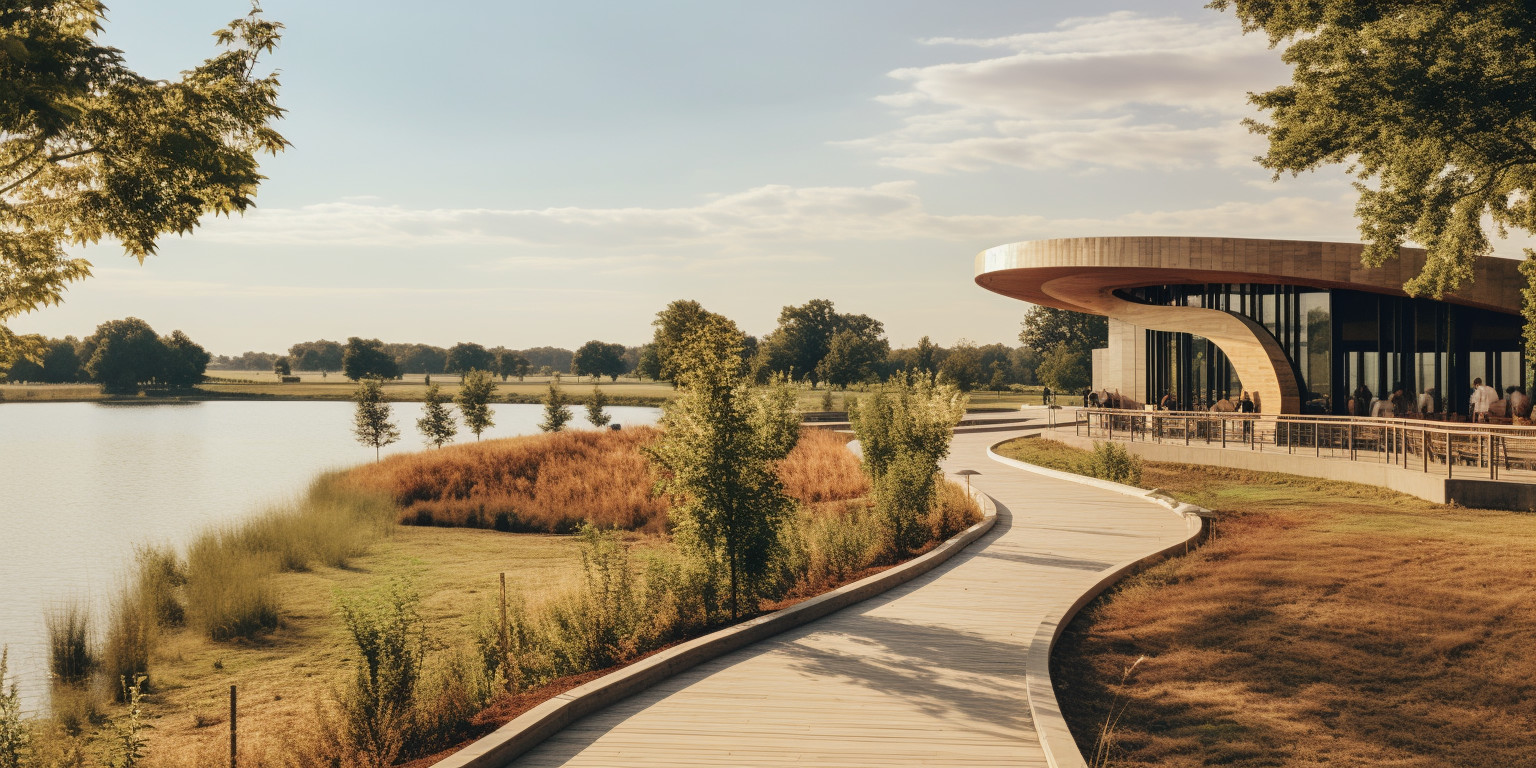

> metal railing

[{"left": 1075, "top": 407, "right": 1536, "bottom": 482}]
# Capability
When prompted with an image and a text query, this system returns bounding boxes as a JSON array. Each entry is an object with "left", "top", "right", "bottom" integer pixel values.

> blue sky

[{"left": 14, "top": 1, "right": 1450, "bottom": 354}]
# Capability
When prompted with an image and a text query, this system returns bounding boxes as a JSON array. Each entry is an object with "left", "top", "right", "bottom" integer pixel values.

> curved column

[{"left": 1041, "top": 272, "right": 1302, "bottom": 413}]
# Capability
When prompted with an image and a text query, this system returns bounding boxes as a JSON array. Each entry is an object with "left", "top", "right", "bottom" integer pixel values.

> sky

[{"left": 15, "top": 0, "right": 1519, "bottom": 355}]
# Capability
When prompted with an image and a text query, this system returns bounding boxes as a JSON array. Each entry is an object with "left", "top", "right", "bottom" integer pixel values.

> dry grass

[
  {"left": 997, "top": 438, "right": 1536, "bottom": 768},
  {"left": 138, "top": 527, "right": 598, "bottom": 766},
  {"left": 777, "top": 429, "right": 869, "bottom": 505},
  {"left": 346, "top": 427, "right": 869, "bottom": 535},
  {"left": 346, "top": 428, "right": 670, "bottom": 533}
]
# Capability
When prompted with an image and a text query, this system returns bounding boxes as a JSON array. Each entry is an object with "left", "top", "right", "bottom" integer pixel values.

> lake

[{"left": 0, "top": 400, "right": 660, "bottom": 708}]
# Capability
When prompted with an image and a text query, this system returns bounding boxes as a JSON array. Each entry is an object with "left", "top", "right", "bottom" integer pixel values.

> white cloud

[
  {"left": 848, "top": 11, "right": 1287, "bottom": 173},
  {"left": 185, "top": 182, "right": 1363, "bottom": 261}
]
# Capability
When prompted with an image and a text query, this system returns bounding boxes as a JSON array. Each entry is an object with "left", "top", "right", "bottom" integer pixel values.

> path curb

[
  {"left": 435, "top": 487, "right": 999, "bottom": 767},
  {"left": 986, "top": 439, "right": 1208, "bottom": 768}
]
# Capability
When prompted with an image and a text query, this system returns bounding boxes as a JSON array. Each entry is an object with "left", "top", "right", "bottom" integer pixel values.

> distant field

[{"left": 2, "top": 374, "right": 1051, "bottom": 410}]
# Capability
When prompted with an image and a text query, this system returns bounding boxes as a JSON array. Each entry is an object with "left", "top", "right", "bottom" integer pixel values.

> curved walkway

[{"left": 504, "top": 419, "right": 1191, "bottom": 767}]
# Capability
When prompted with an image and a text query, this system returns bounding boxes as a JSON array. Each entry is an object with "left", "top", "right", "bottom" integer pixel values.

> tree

[
  {"left": 289, "top": 340, "right": 343, "bottom": 372},
  {"left": 1211, "top": 1, "right": 1536, "bottom": 351},
  {"left": 938, "top": 342, "right": 984, "bottom": 392},
  {"left": 988, "top": 362, "right": 1009, "bottom": 396},
  {"left": 445, "top": 342, "right": 494, "bottom": 374},
  {"left": 848, "top": 374, "right": 966, "bottom": 556},
  {"left": 816, "top": 328, "right": 889, "bottom": 389},
  {"left": 1037, "top": 342, "right": 1091, "bottom": 393},
  {"left": 586, "top": 385, "right": 611, "bottom": 428},
  {"left": 539, "top": 382, "right": 572, "bottom": 432},
  {"left": 1018, "top": 307, "right": 1107, "bottom": 355},
  {"left": 85, "top": 318, "right": 165, "bottom": 394},
  {"left": 343, "top": 337, "right": 400, "bottom": 381},
  {"left": 455, "top": 369, "right": 496, "bottom": 440},
  {"left": 571, "top": 340, "right": 627, "bottom": 381},
  {"left": 272, "top": 357, "right": 291, "bottom": 376},
  {"left": 352, "top": 378, "right": 400, "bottom": 461},
  {"left": 650, "top": 300, "right": 724, "bottom": 381},
  {"left": 416, "top": 383, "right": 457, "bottom": 448},
  {"left": 387, "top": 343, "right": 446, "bottom": 375},
  {"left": 914, "top": 336, "right": 940, "bottom": 375},
  {"left": 162, "top": 331, "right": 210, "bottom": 389},
  {"left": 0, "top": 3, "right": 287, "bottom": 358},
  {"left": 647, "top": 314, "right": 800, "bottom": 619},
  {"left": 635, "top": 344, "right": 662, "bottom": 380},
  {"left": 759, "top": 300, "right": 887, "bottom": 386},
  {"left": 497, "top": 351, "right": 531, "bottom": 381}
]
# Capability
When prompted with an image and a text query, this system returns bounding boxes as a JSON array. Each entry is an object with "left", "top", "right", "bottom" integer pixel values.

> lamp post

[{"left": 955, "top": 469, "right": 980, "bottom": 495}]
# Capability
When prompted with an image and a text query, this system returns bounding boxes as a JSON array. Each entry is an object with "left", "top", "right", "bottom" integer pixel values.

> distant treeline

[
  {"left": 1, "top": 318, "right": 210, "bottom": 393},
  {"left": 3, "top": 299, "right": 1101, "bottom": 393}
]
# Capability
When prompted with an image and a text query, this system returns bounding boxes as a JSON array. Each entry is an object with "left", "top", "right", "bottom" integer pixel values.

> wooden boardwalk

[{"left": 506, "top": 422, "right": 1191, "bottom": 767}]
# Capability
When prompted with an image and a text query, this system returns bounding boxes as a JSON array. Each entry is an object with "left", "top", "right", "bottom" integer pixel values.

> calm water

[{"left": 0, "top": 400, "right": 660, "bottom": 707}]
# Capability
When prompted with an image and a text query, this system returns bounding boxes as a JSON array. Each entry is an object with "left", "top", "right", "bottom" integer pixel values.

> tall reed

[{"left": 45, "top": 601, "right": 93, "bottom": 686}]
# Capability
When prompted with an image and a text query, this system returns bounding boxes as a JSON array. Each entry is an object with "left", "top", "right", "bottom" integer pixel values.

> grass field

[
  {"left": 3, "top": 375, "right": 1051, "bottom": 410},
  {"left": 140, "top": 526, "right": 612, "bottom": 765},
  {"left": 994, "top": 438, "right": 1536, "bottom": 768}
]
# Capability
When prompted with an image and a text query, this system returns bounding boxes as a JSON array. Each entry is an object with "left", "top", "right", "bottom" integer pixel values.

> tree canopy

[
  {"left": 0, "top": 2, "right": 287, "bottom": 358},
  {"left": 1018, "top": 307, "right": 1107, "bottom": 355},
  {"left": 288, "top": 340, "right": 343, "bottom": 372},
  {"left": 343, "top": 337, "right": 400, "bottom": 381},
  {"left": 758, "top": 299, "right": 887, "bottom": 386},
  {"left": 571, "top": 340, "right": 627, "bottom": 381},
  {"left": 445, "top": 342, "right": 494, "bottom": 374},
  {"left": 1210, "top": 0, "right": 1536, "bottom": 350}
]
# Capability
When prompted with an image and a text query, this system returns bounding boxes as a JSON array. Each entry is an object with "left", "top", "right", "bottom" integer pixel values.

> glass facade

[{"left": 1124, "top": 284, "right": 1526, "bottom": 415}]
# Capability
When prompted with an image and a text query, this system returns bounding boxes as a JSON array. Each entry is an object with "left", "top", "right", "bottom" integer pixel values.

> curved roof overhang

[{"left": 974, "top": 236, "right": 1522, "bottom": 317}]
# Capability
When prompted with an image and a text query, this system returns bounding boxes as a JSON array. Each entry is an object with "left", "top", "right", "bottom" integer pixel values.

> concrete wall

[{"left": 1092, "top": 318, "right": 1145, "bottom": 404}]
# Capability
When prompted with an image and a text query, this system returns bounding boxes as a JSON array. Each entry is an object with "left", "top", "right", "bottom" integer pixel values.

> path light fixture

[{"left": 955, "top": 468, "right": 980, "bottom": 495}]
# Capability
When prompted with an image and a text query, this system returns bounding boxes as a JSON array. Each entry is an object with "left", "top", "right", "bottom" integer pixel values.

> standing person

[
  {"left": 1042, "top": 384, "right": 1052, "bottom": 406},
  {"left": 1088, "top": 390, "right": 1100, "bottom": 408},
  {"left": 1238, "top": 391, "right": 1255, "bottom": 439},
  {"left": 1470, "top": 377, "right": 1497, "bottom": 422},
  {"left": 1159, "top": 391, "right": 1175, "bottom": 411}
]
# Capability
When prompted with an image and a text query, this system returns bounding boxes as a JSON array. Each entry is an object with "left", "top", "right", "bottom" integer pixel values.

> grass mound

[{"left": 345, "top": 427, "right": 871, "bottom": 534}]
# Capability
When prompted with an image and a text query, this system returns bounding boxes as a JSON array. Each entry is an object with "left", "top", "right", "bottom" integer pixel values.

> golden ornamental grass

[{"left": 345, "top": 426, "right": 871, "bottom": 534}]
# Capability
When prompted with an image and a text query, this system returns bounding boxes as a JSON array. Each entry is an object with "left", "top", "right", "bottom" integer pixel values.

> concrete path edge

[
  {"left": 434, "top": 489, "right": 999, "bottom": 768},
  {"left": 986, "top": 438, "right": 1208, "bottom": 768}
]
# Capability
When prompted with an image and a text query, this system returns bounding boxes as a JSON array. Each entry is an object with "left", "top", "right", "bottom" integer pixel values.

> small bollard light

[{"left": 955, "top": 469, "right": 981, "bottom": 495}]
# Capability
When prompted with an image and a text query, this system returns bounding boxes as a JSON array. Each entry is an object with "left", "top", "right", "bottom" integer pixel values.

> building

[{"left": 974, "top": 236, "right": 1526, "bottom": 415}]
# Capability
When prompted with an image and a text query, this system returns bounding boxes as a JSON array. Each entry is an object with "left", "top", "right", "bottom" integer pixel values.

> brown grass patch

[
  {"left": 345, "top": 427, "right": 867, "bottom": 535},
  {"left": 997, "top": 438, "right": 1536, "bottom": 768}
]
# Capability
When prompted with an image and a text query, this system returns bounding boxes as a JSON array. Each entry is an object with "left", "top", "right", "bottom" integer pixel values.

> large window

[{"left": 1124, "top": 284, "right": 1523, "bottom": 415}]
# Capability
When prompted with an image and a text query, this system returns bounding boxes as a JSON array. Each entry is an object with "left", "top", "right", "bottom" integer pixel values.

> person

[
  {"left": 1042, "top": 385, "right": 1052, "bottom": 405},
  {"left": 1238, "top": 390, "right": 1255, "bottom": 439},
  {"left": 1370, "top": 388, "right": 1395, "bottom": 417},
  {"left": 1213, "top": 393, "right": 1235, "bottom": 412},
  {"left": 1351, "top": 383, "right": 1372, "bottom": 417},
  {"left": 1417, "top": 387, "right": 1436, "bottom": 417},
  {"left": 1088, "top": 390, "right": 1100, "bottom": 408},
  {"left": 1159, "top": 391, "right": 1175, "bottom": 411},
  {"left": 1470, "top": 377, "right": 1497, "bottom": 422},
  {"left": 1390, "top": 382, "right": 1414, "bottom": 417},
  {"left": 1507, "top": 385, "right": 1531, "bottom": 419}
]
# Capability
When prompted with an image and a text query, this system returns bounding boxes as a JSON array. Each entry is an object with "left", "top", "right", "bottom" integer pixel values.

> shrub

[
  {"left": 777, "top": 429, "right": 868, "bottom": 505},
  {"left": 928, "top": 480, "right": 983, "bottom": 541},
  {"left": 1087, "top": 441, "right": 1142, "bottom": 485},
  {"left": 45, "top": 602, "right": 93, "bottom": 686},
  {"left": 336, "top": 577, "right": 424, "bottom": 768},
  {"left": 0, "top": 649, "right": 26, "bottom": 768},
  {"left": 133, "top": 545, "right": 185, "bottom": 627}
]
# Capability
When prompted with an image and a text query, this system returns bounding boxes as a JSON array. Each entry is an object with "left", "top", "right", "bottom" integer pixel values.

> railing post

[
  {"left": 1185, "top": 417, "right": 1190, "bottom": 445},
  {"left": 1422, "top": 428, "right": 1428, "bottom": 473},
  {"left": 1448, "top": 434, "right": 1453, "bottom": 478}
]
